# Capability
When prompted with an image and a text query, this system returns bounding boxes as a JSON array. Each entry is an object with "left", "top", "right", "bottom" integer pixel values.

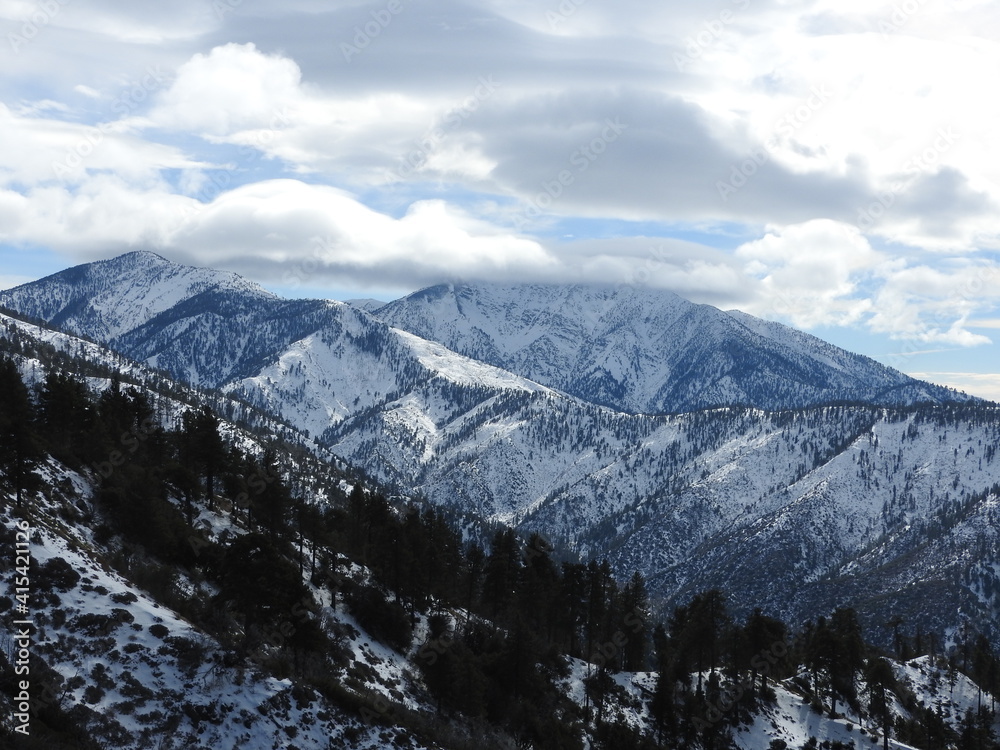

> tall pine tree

[{"left": 0, "top": 357, "right": 43, "bottom": 508}]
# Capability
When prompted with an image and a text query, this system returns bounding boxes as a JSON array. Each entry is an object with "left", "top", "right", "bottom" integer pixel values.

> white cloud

[
  {"left": 0, "top": 102, "right": 206, "bottom": 188},
  {"left": 0, "top": 177, "right": 198, "bottom": 252},
  {"left": 969, "top": 318, "right": 1000, "bottom": 329},
  {"left": 734, "top": 219, "right": 880, "bottom": 327},
  {"left": 146, "top": 42, "right": 483, "bottom": 186},
  {"left": 869, "top": 261, "right": 999, "bottom": 345},
  {"left": 150, "top": 43, "right": 303, "bottom": 136},
  {"left": 0, "top": 175, "right": 559, "bottom": 289},
  {"left": 170, "top": 180, "right": 560, "bottom": 287},
  {"left": 73, "top": 85, "right": 101, "bottom": 99},
  {"left": 732, "top": 220, "right": 1000, "bottom": 346}
]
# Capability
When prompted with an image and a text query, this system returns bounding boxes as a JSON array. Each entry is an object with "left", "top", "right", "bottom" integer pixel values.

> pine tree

[
  {"left": 36, "top": 370, "right": 94, "bottom": 467},
  {"left": 180, "top": 405, "right": 226, "bottom": 510},
  {"left": 217, "top": 533, "right": 311, "bottom": 651},
  {"left": 650, "top": 623, "right": 678, "bottom": 745},
  {"left": 741, "top": 608, "right": 787, "bottom": 696},
  {"left": 252, "top": 450, "right": 290, "bottom": 544},
  {"left": 482, "top": 528, "right": 520, "bottom": 626},
  {"left": 864, "top": 656, "right": 896, "bottom": 750},
  {"left": 829, "top": 607, "right": 865, "bottom": 718},
  {"left": 683, "top": 590, "right": 730, "bottom": 691},
  {"left": 520, "top": 533, "right": 559, "bottom": 642},
  {"left": 618, "top": 571, "right": 649, "bottom": 672},
  {"left": 0, "top": 357, "right": 43, "bottom": 508},
  {"left": 559, "top": 562, "right": 588, "bottom": 658}
]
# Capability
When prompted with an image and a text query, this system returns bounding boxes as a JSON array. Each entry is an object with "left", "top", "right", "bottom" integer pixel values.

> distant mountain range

[{"left": 3, "top": 250, "right": 997, "bottom": 643}]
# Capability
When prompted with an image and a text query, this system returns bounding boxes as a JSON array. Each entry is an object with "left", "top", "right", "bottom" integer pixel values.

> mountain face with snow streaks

[{"left": 375, "top": 282, "right": 965, "bottom": 412}]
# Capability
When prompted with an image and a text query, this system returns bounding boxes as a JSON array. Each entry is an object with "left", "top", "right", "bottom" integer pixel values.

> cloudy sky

[{"left": 1, "top": 0, "right": 999, "bottom": 399}]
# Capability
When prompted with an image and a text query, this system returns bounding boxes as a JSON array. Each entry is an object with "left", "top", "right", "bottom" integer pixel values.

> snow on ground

[
  {"left": 736, "top": 682, "right": 907, "bottom": 750},
  {"left": 894, "top": 655, "right": 999, "bottom": 731},
  {"left": 0, "top": 465, "right": 436, "bottom": 750},
  {"left": 393, "top": 327, "right": 552, "bottom": 393}
]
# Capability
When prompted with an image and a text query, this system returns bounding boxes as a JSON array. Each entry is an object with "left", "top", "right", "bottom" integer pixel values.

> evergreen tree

[
  {"left": 216, "top": 533, "right": 312, "bottom": 651},
  {"left": 650, "top": 623, "right": 678, "bottom": 745},
  {"left": 250, "top": 450, "right": 291, "bottom": 544},
  {"left": 482, "top": 528, "right": 521, "bottom": 625},
  {"left": 829, "top": 607, "right": 865, "bottom": 717},
  {"left": 864, "top": 656, "right": 896, "bottom": 750},
  {"left": 741, "top": 608, "right": 788, "bottom": 696},
  {"left": 36, "top": 370, "right": 94, "bottom": 467},
  {"left": 520, "top": 534, "right": 560, "bottom": 642},
  {"left": 560, "top": 562, "right": 588, "bottom": 658},
  {"left": 683, "top": 589, "right": 730, "bottom": 691},
  {"left": 619, "top": 571, "right": 650, "bottom": 672},
  {"left": 971, "top": 633, "right": 997, "bottom": 712},
  {"left": 180, "top": 405, "right": 226, "bottom": 509},
  {"left": 462, "top": 541, "right": 486, "bottom": 632},
  {"left": 0, "top": 357, "right": 43, "bottom": 508}
]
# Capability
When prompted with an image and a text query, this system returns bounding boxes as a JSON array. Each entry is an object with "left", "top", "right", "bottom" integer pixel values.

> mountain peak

[
  {"left": 0, "top": 251, "right": 276, "bottom": 342},
  {"left": 104, "top": 249, "right": 172, "bottom": 266},
  {"left": 376, "top": 280, "right": 971, "bottom": 412}
]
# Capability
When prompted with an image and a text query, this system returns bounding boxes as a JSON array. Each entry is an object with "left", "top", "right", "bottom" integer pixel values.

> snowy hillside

[
  {"left": 328, "top": 381, "right": 1000, "bottom": 639},
  {"left": 2, "top": 303, "right": 999, "bottom": 750}
]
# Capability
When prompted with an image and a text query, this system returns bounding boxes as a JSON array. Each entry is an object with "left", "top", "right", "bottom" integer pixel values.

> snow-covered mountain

[
  {"left": 3, "top": 252, "right": 997, "bottom": 645},
  {"left": 7, "top": 256, "right": 1000, "bottom": 750},
  {"left": 0, "top": 250, "right": 275, "bottom": 343},
  {"left": 374, "top": 282, "right": 965, "bottom": 412}
]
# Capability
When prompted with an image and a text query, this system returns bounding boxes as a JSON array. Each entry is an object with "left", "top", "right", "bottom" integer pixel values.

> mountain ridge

[{"left": 375, "top": 281, "right": 970, "bottom": 413}]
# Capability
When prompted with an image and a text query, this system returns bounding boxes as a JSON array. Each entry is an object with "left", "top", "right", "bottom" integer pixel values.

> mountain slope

[
  {"left": 374, "top": 282, "right": 968, "bottom": 412},
  {"left": 0, "top": 318, "right": 996, "bottom": 750},
  {"left": 329, "top": 377, "right": 1000, "bottom": 641}
]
